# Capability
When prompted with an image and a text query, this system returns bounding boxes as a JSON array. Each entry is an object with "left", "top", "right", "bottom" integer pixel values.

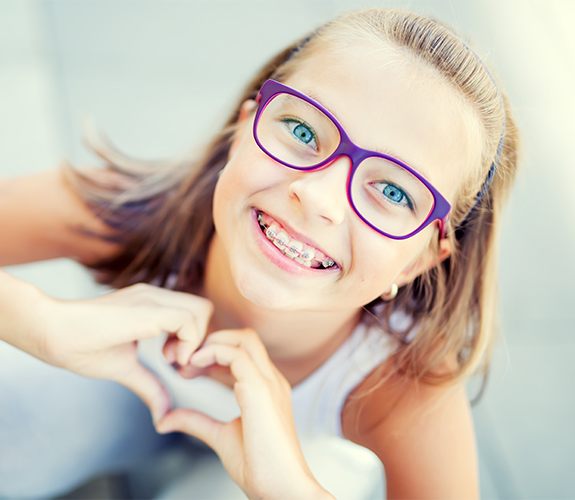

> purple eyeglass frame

[{"left": 252, "top": 79, "right": 452, "bottom": 241}]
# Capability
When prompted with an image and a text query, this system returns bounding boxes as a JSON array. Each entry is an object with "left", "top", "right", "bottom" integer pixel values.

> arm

[
  {"left": 0, "top": 164, "right": 123, "bottom": 266},
  {"left": 0, "top": 269, "right": 48, "bottom": 357},
  {"left": 0, "top": 272, "right": 217, "bottom": 423},
  {"left": 343, "top": 373, "right": 479, "bottom": 500}
]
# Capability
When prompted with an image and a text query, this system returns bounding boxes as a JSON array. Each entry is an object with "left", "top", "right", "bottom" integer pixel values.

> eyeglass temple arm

[{"left": 437, "top": 215, "right": 449, "bottom": 241}]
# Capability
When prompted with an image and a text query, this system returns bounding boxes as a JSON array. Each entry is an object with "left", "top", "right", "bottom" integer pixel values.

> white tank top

[{"left": 137, "top": 317, "right": 402, "bottom": 440}]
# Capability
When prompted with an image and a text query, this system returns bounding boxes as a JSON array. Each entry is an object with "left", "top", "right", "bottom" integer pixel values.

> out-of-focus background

[{"left": 1, "top": 0, "right": 574, "bottom": 498}]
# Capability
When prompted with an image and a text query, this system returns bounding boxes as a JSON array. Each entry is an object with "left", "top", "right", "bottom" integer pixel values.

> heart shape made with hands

[{"left": 136, "top": 333, "right": 242, "bottom": 422}]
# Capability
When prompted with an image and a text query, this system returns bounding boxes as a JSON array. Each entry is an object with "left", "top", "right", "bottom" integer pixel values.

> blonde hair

[{"left": 61, "top": 8, "right": 521, "bottom": 406}]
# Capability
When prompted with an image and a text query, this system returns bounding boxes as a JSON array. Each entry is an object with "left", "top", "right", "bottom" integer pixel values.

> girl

[{"left": 0, "top": 7, "right": 520, "bottom": 499}]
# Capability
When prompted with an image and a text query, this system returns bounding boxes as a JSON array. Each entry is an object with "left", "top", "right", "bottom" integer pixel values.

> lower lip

[{"left": 250, "top": 208, "right": 340, "bottom": 276}]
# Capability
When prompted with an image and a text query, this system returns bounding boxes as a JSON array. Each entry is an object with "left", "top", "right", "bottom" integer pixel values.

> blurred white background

[{"left": 1, "top": 0, "right": 574, "bottom": 498}]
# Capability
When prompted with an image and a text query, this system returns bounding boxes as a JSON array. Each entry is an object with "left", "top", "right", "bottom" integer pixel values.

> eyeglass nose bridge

[{"left": 318, "top": 135, "right": 375, "bottom": 176}]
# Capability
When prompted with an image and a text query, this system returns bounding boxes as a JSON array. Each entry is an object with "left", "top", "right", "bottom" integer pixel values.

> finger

[
  {"left": 190, "top": 344, "right": 263, "bottom": 386},
  {"left": 129, "top": 287, "right": 213, "bottom": 343},
  {"left": 190, "top": 345, "right": 287, "bottom": 443},
  {"left": 125, "top": 283, "right": 215, "bottom": 319},
  {"left": 157, "top": 308, "right": 199, "bottom": 343},
  {"left": 163, "top": 336, "right": 210, "bottom": 377},
  {"left": 203, "top": 329, "right": 275, "bottom": 379},
  {"left": 115, "top": 362, "right": 171, "bottom": 424},
  {"left": 155, "top": 408, "right": 230, "bottom": 454},
  {"left": 176, "top": 338, "right": 200, "bottom": 366},
  {"left": 176, "top": 363, "right": 209, "bottom": 379},
  {"left": 172, "top": 310, "right": 202, "bottom": 343},
  {"left": 108, "top": 307, "right": 203, "bottom": 347},
  {"left": 162, "top": 335, "right": 178, "bottom": 364},
  {"left": 160, "top": 309, "right": 206, "bottom": 363}
]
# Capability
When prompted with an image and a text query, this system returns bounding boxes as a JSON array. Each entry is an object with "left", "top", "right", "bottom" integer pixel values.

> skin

[{"left": 201, "top": 40, "right": 482, "bottom": 382}]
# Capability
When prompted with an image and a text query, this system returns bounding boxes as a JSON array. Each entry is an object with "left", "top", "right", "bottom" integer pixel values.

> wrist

[
  {"left": 293, "top": 460, "right": 335, "bottom": 499},
  {"left": 0, "top": 273, "right": 53, "bottom": 362},
  {"left": 248, "top": 471, "right": 334, "bottom": 500},
  {"left": 306, "top": 483, "right": 335, "bottom": 500},
  {"left": 290, "top": 474, "right": 335, "bottom": 500}
]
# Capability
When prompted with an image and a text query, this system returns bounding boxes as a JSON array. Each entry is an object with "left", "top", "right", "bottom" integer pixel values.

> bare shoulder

[{"left": 341, "top": 358, "right": 479, "bottom": 499}]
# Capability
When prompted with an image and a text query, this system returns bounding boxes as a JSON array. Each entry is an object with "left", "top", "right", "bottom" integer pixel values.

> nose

[{"left": 287, "top": 155, "right": 350, "bottom": 225}]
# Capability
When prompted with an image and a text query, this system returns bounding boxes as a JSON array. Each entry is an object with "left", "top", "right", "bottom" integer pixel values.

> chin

[{"left": 232, "top": 266, "right": 303, "bottom": 311}]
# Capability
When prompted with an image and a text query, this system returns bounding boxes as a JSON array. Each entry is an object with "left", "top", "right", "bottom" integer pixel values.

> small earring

[{"left": 381, "top": 283, "right": 398, "bottom": 301}]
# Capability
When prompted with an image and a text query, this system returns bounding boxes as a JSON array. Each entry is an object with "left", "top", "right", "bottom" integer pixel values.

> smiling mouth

[{"left": 255, "top": 209, "right": 339, "bottom": 271}]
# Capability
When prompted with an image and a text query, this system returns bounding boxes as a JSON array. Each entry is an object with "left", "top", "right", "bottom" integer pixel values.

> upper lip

[{"left": 256, "top": 208, "right": 340, "bottom": 268}]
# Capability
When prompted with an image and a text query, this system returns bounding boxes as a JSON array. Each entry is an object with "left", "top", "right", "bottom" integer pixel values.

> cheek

[
  {"left": 350, "top": 231, "right": 423, "bottom": 294},
  {"left": 355, "top": 249, "right": 399, "bottom": 290},
  {"left": 219, "top": 142, "right": 288, "bottom": 199}
]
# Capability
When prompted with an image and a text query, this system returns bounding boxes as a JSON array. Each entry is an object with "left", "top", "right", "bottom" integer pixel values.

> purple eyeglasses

[{"left": 252, "top": 79, "right": 451, "bottom": 240}]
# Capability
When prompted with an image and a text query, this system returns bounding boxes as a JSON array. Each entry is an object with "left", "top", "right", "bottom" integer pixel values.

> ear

[
  {"left": 238, "top": 98, "right": 257, "bottom": 122},
  {"left": 396, "top": 238, "right": 452, "bottom": 287},
  {"left": 229, "top": 99, "right": 258, "bottom": 159}
]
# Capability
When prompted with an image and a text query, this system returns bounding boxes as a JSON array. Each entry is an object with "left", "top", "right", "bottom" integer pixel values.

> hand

[
  {"left": 35, "top": 282, "right": 214, "bottom": 422},
  {"left": 155, "top": 328, "right": 333, "bottom": 500}
]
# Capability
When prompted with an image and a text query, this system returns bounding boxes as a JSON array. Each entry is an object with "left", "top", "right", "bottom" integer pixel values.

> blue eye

[
  {"left": 374, "top": 182, "right": 414, "bottom": 210},
  {"left": 282, "top": 118, "right": 318, "bottom": 150},
  {"left": 294, "top": 124, "right": 313, "bottom": 143}
]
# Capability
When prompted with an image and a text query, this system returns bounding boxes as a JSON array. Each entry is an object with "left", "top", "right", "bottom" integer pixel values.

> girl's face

[{"left": 212, "top": 42, "right": 482, "bottom": 312}]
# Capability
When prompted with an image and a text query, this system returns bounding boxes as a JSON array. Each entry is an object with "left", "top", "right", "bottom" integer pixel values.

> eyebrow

[{"left": 301, "top": 87, "right": 432, "bottom": 181}]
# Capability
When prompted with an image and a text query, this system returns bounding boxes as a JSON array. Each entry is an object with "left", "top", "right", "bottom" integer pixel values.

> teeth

[
  {"left": 300, "top": 247, "right": 315, "bottom": 260},
  {"left": 285, "top": 240, "right": 304, "bottom": 259},
  {"left": 275, "top": 231, "right": 289, "bottom": 246},
  {"left": 257, "top": 210, "right": 337, "bottom": 269},
  {"left": 265, "top": 224, "right": 278, "bottom": 240},
  {"left": 294, "top": 257, "right": 312, "bottom": 267},
  {"left": 272, "top": 239, "right": 287, "bottom": 251}
]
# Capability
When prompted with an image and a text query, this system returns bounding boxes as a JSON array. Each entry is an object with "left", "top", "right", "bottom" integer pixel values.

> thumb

[
  {"left": 115, "top": 362, "right": 171, "bottom": 424},
  {"left": 155, "top": 408, "right": 225, "bottom": 452}
]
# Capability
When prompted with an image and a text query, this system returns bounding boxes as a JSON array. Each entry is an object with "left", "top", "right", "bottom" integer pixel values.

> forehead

[{"left": 282, "top": 42, "right": 483, "bottom": 203}]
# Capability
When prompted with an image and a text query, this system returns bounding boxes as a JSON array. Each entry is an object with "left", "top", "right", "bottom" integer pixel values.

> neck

[{"left": 201, "top": 233, "right": 362, "bottom": 363}]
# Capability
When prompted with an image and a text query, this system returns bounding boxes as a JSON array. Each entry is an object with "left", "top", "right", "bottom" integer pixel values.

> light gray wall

[{"left": 1, "top": 0, "right": 574, "bottom": 498}]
